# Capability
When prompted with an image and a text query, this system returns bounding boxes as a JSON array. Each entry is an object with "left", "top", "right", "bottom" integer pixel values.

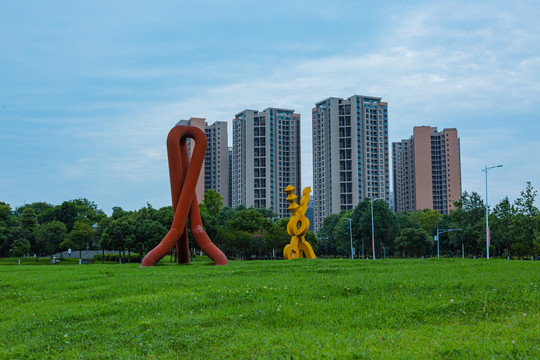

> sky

[{"left": 1, "top": 0, "right": 539, "bottom": 214}]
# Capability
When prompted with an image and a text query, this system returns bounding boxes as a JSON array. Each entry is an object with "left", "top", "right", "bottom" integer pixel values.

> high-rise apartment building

[
  {"left": 392, "top": 126, "right": 461, "bottom": 214},
  {"left": 228, "top": 147, "right": 232, "bottom": 207},
  {"left": 204, "top": 121, "right": 229, "bottom": 207},
  {"left": 178, "top": 118, "right": 229, "bottom": 205},
  {"left": 232, "top": 108, "right": 301, "bottom": 218},
  {"left": 312, "top": 95, "right": 390, "bottom": 232},
  {"left": 178, "top": 117, "right": 206, "bottom": 202}
]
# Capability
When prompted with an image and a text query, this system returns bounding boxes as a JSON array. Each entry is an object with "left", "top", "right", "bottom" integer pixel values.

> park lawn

[{"left": 0, "top": 258, "right": 538, "bottom": 359}]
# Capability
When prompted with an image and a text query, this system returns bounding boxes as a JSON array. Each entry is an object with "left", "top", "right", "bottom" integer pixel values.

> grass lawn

[{"left": 1, "top": 258, "right": 538, "bottom": 359}]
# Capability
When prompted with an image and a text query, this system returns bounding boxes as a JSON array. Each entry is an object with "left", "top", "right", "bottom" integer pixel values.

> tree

[
  {"left": 217, "top": 206, "right": 236, "bottom": 227},
  {"left": 396, "top": 211, "right": 417, "bottom": 231},
  {"left": 67, "top": 221, "right": 94, "bottom": 258},
  {"left": 0, "top": 226, "right": 8, "bottom": 258},
  {"left": 49, "top": 199, "right": 106, "bottom": 231},
  {"left": 202, "top": 189, "right": 224, "bottom": 217},
  {"left": 448, "top": 192, "right": 485, "bottom": 257},
  {"left": 135, "top": 203, "right": 159, "bottom": 221},
  {"left": 317, "top": 214, "right": 342, "bottom": 255},
  {"left": 111, "top": 206, "right": 128, "bottom": 220},
  {"left": 227, "top": 209, "right": 272, "bottom": 234},
  {"left": 156, "top": 206, "right": 173, "bottom": 229},
  {"left": 515, "top": 182, "right": 539, "bottom": 218},
  {"left": 513, "top": 182, "right": 538, "bottom": 257},
  {"left": 12, "top": 237, "right": 31, "bottom": 262},
  {"left": 533, "top": 214, "right": 540, "bottom": 258},
  {"left": 409, "top": 209, "right": 443, "bottom": 235},
  {"left": 100, "top": 216, "right": 136, "bottom": 260},
  {"left": 21, "top": 207, "right": 38, "bottom": 231},
  {"left": 249, "top": 233, "right": 267, "bottom": 258},
  {"left": 0, "top": 202, "right": 15, "bottom": 227},
  {"left": 16, "top": 202, "right": 57, "bottom": 225},
  {"left": 215, "top": 228, "right": 234, "bottom": 256},
  {"left": 216, "top": 229, "right": 251, "bottom": 259},
  {"left": 19, "top": 207, "right": 38, "bottom": 253},
  {"left": 70, "top": 198, "right": 107, "bottom": 225},
  {"left": 0, "top": 202, "right": 14, "bottom": 257},
  {"left": 7, "top": 227, "right": 32, "bottom": 257},
  {"left": 333, "top": 212, "right": 354, "bottom": 257},
  {"left": 395, "top": 228, "right": 433, "bottom": 257},
  {"left": 133, "top": 219, "right": 167, "bottom": 260},
  {"left": 254, "top": 207, "right": 278, "bottom": 220},
  {"left": 305, "top": 231, "right": 318, "bottom": 253},
  {"left": 263, "top": 218, "right": 290, "bottom": 257},
  {"left": 35, "top": 221, "right": 67, "bottom": 258},
  {"left": 491, "top": 197, "right": 515, "bottom": 257},
  {"left": 52, "top": 201, "right": 79, "bottom": 230},
  {"left": 233, "top": 231, "right": 252, "bottom": 259},
  {"left": 351, "top": 199, "right": 398, "bottom": 258},
  {"left": 128, "top": 206, "right": 168, "bottom": 260},
  {"left": 198, "top": 204, "right": 219, "bottom": 241}
]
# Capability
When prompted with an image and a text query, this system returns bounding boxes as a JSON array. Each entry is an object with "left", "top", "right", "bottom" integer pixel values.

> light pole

[
  {"left": 370, "top": 198, "right": 378, "bottom": 260},
  {"left": 481, "top": 165, "right": 503, "bottom": 259},
  {"left": 271, "top": 217, "right": 279, "bottom": 259},
  {"left": 435, "top": 228, "right": 462, "bottom": 259},
  {"left": 343, "top": 217, "right": 353, "bottom": 259}
]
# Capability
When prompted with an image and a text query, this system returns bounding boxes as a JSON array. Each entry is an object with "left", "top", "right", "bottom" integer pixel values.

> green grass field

[{"left": 1, "top": 258, "right": 538, "bottom": 359}]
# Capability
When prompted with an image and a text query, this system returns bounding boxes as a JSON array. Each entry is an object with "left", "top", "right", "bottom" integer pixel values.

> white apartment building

[
  {"left": 178, "top": 118, "right": 229, "bottom": 205},
  {"left": 232, "top": 108, "right": 301, "bottom": 218},
  {"left": 312, "top": 96, "right": 390, "bottom": 232},
  {"left": 204, "top": 121, "right": 229, "bottom": 207}
]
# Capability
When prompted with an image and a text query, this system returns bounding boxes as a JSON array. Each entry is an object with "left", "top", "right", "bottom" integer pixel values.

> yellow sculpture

[{"left": 283, "top": 185, "right": 316, "bottom": 259}]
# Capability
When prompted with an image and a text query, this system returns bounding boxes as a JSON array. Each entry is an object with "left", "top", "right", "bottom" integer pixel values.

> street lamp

[
  {"left": 435, "top": 228, "right": 462, "bottom": 259},
  {"left": 461, "top": 231, "right": 465, "bottom": 259},
  {"left": 271, "top": 217, "right": 279, "bottom": 259},
  {"left": 481, "top": 165, "right": 503, "bottom": 259},
  {"left": 370, "top": 198, "right": 381, "bottom": 260},
  {"left": 343, "top": 217, "right": 353, "bottom": 259}
]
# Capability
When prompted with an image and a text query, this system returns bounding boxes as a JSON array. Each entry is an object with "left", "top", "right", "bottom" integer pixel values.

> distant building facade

[
  {"left": 232, "top": 108, "right": 301, "bottom": 218},
  {"left": 392, "top": 126, "right": 461, "bottom": 214},
  {"left": 204, "top": 121, "right": 229, "bottom": 207},
  {"left": 178, "top": 117, "right": 206, "bottom": 202},
  {"left": 178, "top": 118, "right": 229, "bottom": 205},
  {"left": 228, "top": 147, "right": 232, "bottom": 207},
  {"left": 312, "top": 95, "right": 390, "bottom": 232}
]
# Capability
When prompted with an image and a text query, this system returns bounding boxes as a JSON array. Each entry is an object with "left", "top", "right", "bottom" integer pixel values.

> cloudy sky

[{"left": 1, "top": 0, "right": 539, "bottom": 214}]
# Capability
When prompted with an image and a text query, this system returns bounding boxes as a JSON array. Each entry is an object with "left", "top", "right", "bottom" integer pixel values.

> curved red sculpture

[{"left": 141, "top": 125, "right": 228, "bottom": 266}]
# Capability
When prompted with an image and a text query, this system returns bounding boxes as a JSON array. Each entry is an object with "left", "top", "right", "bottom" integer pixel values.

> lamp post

[
  {"left": 435, "top": 228, "right": 462, "bottom": 259},
  {"left": 343, "top": 217, "right": 353, "bottom": 259},
  {"left": 271, "top": 217, "right": 279, "bottom": 259},
  {"left": 370, "top": 198, "right": 378, "bottom": 260},
  {"left": 481, "top": 165, "right": 503, "bottom": 259}
]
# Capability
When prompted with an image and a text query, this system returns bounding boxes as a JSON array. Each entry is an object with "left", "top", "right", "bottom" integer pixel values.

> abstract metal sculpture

[
  {"left": 283, "top": 185, "right": 316, "bottom": 259},
  {"left": 141, "top": 125, "right": 227, "bottom": 266}
]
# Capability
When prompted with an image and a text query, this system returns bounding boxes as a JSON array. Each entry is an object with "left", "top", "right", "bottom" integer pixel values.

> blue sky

[{"left": 1, "top": 0, "right": 539, "bottom": 214}]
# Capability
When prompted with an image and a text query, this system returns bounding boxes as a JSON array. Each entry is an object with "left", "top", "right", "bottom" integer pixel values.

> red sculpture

[{"left": 141, "top": 125, "right": 228, "bottom": 266}]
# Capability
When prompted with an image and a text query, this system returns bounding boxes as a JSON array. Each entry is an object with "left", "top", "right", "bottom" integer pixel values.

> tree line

[
  {"left": 0, "top": 190, "right": 315, "bottom": 261},
  {"left": 318, "top": 182, "right": 540, "bottom": 259},
  {"left": 1, "top": 183, "right": 539, "bottom": 261}
]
